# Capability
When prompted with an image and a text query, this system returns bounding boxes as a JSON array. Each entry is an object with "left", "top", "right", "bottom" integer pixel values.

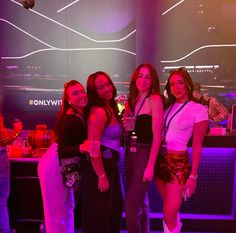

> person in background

[
  {"left": 154, "top": 68, "right": 208, "bottom": 233},
  {"left": 0, "top": 94, "right": 22, "bottom": 233},
  {"left": 38, "top": 80, "right": 89, "bottom": 233},
  {"left": 226, "top": 103, "right": 235, "bottom": 131},
  {"left": 123, "top": 63, "right": 163, "bottom": 233},
  {"left": 192, "top": 81, "right": 229, "bottom": 126},
  {"left": 81, "top": 71, "right": 123, "bottom": 233}
]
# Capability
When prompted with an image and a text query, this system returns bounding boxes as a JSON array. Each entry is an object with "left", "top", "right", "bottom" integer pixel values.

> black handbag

[{"left": 60, "top": 157, "right": 81, "bottom": 188}]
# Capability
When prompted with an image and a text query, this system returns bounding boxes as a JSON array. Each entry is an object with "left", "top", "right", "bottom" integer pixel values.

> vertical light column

[{"left": 135, "top": 0, "right": 162, "bottom": 70}]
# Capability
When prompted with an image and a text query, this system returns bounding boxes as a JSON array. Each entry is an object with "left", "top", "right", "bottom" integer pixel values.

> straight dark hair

[
  {"left": 128, "top": 63, "right": 160, "bottom": 112},
  {"left": 86, "top": 71, "right": 119, "bottom": 123},
  {"left": 165, "top": 67, "right": 195, "bottom": 108}
]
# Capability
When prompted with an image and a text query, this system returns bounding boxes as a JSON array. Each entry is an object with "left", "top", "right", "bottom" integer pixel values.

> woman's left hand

[
  {"left": 183, "top": 177, "right": 197, "bottom": 200},
  {"left": 143, "top": 165, "right": 153, "bottom": 182}
]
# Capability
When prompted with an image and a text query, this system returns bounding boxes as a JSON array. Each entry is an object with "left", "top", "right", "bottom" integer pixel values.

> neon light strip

[
  {"left": 0, "top": 19, "right": 56, "bottom": 48},
  {"left": 1, "top": 47, "right": 136, "bottom": 60},
  {"left": 163, "top": 66, "right": 194, "bottom": 69},
  {"left": 0, "top": 18, "right": 136, "bottom": 59},
  {"left": 195, "top": 65, "right": 214, "bottom": 69},
  {"left": 161, "top": 44, "right": 236, "bottom": 63},
  {"left": 10, "top": 0, "right": 136, "bottom": 43},
  {"left": 163, "top": 65, "right": 220, "bottom": 70},
  {"left": 4, "top": 85, "right": 63, "bottom": 92},
  {"left": 122, "top": 212, "right": 235, "bottom": 220},
  {"left": 162, "top": 0, "right": 185, "bottom": 16},
  {"left": 57, "top": 0, "right": 80, "bottom": 13}
]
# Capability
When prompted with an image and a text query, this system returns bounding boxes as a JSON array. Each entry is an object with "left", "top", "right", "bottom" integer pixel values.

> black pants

[
  {"left": 80, "top": 148, "right": 123, "bottom": 233},
  {"left": 125, "top": 143, "right": 151, "bottom": 233}
]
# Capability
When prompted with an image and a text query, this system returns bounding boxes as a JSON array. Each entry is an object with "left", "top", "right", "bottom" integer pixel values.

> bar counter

[
  {"left": 8, "top": 134, "right": 236, "bottom": 232},
  {"left": 201, "top": 133, "right": 236, "bottom": 148}
]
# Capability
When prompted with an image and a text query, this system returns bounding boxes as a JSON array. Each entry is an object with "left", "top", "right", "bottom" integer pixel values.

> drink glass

[{"left": 122, "top": 116, "right": 135, "bottom": 131}]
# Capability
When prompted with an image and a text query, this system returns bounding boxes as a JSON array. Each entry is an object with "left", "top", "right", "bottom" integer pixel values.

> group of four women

[{"left": 38, "top": 64, "right": 208, "bottom": 233}]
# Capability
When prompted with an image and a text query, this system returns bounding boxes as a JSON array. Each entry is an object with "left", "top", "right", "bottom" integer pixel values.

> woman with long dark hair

[
  {"left": 123, "top": 64, "right": 163, "bottom": 233},
  {"left": 80, "top": 71, "right": 123, "bottom": 233}
]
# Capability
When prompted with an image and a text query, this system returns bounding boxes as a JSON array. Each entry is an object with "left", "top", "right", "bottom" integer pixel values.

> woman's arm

[
  {"left": 185, "top": 119, "right": 208, "bottom": 196},
  {"left": 87, "top": 107, "right": 109, "bottom": 191},
  {"left": 191, "top": 120, "right": 208, "bottom": 176},
  {"left": 143, "top": 94, "right": 164, "bottom": 182}
]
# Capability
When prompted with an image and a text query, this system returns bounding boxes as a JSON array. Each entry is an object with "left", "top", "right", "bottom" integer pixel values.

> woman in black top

[
  {"left": 123, "top": 64, "right": 163, "bottom": 233},
  {"left": 38, "top": 80, "right": 89, "bottom": 233}
]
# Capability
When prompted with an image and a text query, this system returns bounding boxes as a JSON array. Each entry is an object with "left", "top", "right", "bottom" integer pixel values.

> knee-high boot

[{"left": 163, "top": 219, "right": 182, "bottom": 233}]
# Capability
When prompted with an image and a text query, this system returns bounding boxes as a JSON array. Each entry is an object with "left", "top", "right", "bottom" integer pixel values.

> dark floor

[
  {"left": 11, "top": 224, "right": 235, "bottom": 233},
  {"left": 10, "top": 217, "right": 236, "bottom": 233}
]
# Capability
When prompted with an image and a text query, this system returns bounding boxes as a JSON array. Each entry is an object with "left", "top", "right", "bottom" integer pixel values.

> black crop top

[
  {"left": 134, "top": 114, "right": 152, "bottom": 144},
  {"left": 56, "top": 114, "right": 87, "bottom": 159}
]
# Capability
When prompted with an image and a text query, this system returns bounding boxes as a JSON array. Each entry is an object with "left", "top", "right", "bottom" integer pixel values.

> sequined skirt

[{"left": 154, "top": 149, "right": 191, "bottom": 185}]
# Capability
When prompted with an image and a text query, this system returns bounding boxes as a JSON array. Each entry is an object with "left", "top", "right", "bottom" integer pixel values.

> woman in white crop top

[{"left": 154, "top": 67, "right": 208, "bottom": 233}]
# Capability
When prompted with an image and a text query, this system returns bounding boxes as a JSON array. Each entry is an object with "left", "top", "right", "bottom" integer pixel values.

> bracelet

[
  {"left": 189, "top": 174, "right": 198, "bottom": 180},
  {"left": 13, "top": 132, "right": 20, "bottom": 140},
  {"left": 98, "top": 174, "right": 106, "bottom": 179}
]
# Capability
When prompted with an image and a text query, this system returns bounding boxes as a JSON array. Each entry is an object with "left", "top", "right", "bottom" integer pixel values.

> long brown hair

[
  {"left": 128, "top": 63, "right": 160, "bottom": 112},
  {"left": 165, "top": 67, "right": 195, "bottom": 107},
  {"left": 55, "top": 80, "right": 84, "bottom": 132},
  {"left": 86, "top": 71, "right": 119, "bottom": 123}
]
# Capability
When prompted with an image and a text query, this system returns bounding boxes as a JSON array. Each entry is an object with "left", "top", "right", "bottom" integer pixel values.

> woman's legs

[
  {"left": 155, "top": 178, "right": 184, "bottom": 233},
  {"left": 125, "top": 145, "right": 150, "bottom": 233},
  {"left": 140, "top": 193, "right": 150, "bottom": 233},
  {"left": 81, "top": 154, "right": 123, "bottom": 233},
  {"left": 154, "top": 150, "right": 190, "bottom": 233},
  {"left": 38, "top": 143, "right": 75, "bottom": 233},
  {"left": 163, "top": 183, "right": 184, "bottom": 231}
]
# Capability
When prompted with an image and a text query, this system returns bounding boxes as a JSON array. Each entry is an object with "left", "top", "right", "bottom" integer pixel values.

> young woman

[
  {"left": 80, "top": 71, "right": 123, "bottom": 233},
  {"left": 154, "top": 67, "right": 209, "bottom": 233},
  {"left": 38, "top": 80, "right": 89, "bottom": 233},
  {"left": 123, "top": 64, "right": 163, "bottom": 233}
]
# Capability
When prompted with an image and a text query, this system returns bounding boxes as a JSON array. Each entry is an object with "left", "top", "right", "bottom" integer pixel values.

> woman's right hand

[{"left": 98, "top": 175, "right": 109, "bottom": 192}]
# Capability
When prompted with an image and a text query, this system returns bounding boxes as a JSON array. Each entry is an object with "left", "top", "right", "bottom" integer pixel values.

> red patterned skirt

[{"left": 154, "top": 150, "right": 191, "bottom": 185}]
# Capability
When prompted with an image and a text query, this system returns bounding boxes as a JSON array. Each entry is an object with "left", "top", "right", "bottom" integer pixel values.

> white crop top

[{"left": 164, "top": 101, "right": 208, "bottom": 151}]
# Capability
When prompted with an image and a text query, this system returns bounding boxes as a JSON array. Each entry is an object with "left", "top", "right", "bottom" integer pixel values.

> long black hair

[{"left": 86, "top": 71, "right": 119, "bottom": 123}]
